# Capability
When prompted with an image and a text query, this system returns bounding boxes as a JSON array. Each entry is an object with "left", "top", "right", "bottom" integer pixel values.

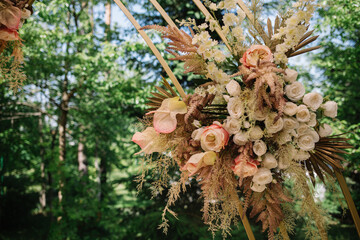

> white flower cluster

[
  {"left": 272, "top": 0, "right": 317, "bottom": 64},
  {"left": 219, "top": 68, "right": 337, "bottom": 192}
]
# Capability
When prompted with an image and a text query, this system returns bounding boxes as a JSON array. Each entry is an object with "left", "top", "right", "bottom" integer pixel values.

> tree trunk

[
  {"left": 77, "top": 141, "right": 87, "bottom": 175},
  {"left": 38, "top": 115, "right": 46, "bottom": 213}
]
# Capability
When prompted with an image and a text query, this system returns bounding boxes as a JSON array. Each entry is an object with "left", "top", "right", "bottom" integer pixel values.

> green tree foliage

[{"left": 314, "top": 0, "right": 360, "bottom": 215}]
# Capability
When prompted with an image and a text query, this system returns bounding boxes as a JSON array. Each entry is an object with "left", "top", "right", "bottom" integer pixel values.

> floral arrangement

[
  {"left": 131, "top": 0, "right": 352, "bottom": 239},
  {"left": 0, "top": 0, "right": 33, "bottom": 91}
]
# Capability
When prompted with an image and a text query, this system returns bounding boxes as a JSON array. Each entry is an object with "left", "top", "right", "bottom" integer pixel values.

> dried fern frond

[
  {"left": 242, "top": 178, "right": 292, "bottom": 240},
  {"left": 303, "top": 134, "right": 352, "bottom": 186},
  {"left": 146, "top": 77, "right": 178, "bottom": 111},
  {"left": 141, "top": 25, "right": 207, "bottom": 75}
]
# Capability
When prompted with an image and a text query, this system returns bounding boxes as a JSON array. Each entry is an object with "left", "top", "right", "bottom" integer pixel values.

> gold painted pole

[
  {"left": 334, "top": 170, "right": 360, "bottom": 237},
  {"left": 149, "top": 0, "right": 178, "bottom": 30},
  {"left": 113, "top": 0, "right": 187, "bottom": 99},
  {"left": 238, "top": 202, "right": 256, "bottom": 240},
  {"left": 236, "top": 0, "right": 270, "bottom": 44},
  {"left": 192, "top": 0, "right": 232, "bottom": 53}
]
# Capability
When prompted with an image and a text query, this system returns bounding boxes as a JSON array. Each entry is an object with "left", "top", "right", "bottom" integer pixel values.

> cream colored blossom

[
  {"left": 249, "top": 126, "right": 263, "bottom": 140},
  {"left": 284, "top": 102, "right": 298, "bottom": 116},
  {"left": 265, "top": 112, "right": 284, "bottom": 134},
  {"left": 262, "top": 153, "right": 278, "bottom": 169},
  {"left": 182, "top": 151, "right": 217, "bottom": 176},
  {"left": 252, "top": 168, "right": 273, "bottom": 185},
  {"left": 303, "top": 92, "right": 323, "bottom": 111},
  {"left": 227, "top": 97, "right": 244, "bottom": 119},
  {"left": 285, "top": 82, "right": 305, "bottom": 102},
  {"left": 223, "top": 117, "right": 241, "bottom": 135},
  {"left": 322, "top": 101, "right": 338, "bottom": 118},
  {"left": 253, "top": 140, "right": 267, "bottom": 156},
  {"left": 319, "top": 123, "right": 332, "bottom": 137},
  {"left": 283, "top": 117, "right": 299, "bottom": 130},
  {"left": 297, "top": 134, "right": 315, "bottom": 151},
  {"left": 251, "top": 183, "right": 266, "bottom": 192},
  {"left": 296, "top": 104, "right": 311, "bottom": 122},
  {"left": 226, "top": 80, "right": 241, "bottom": 96},
  {"left": 284, "top": 68, "right": 298, "bottom": 83},
  {"left": 233, "top": 131, "right": 248, "bottom": 145}
]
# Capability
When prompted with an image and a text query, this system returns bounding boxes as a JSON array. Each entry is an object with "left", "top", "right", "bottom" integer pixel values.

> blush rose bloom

[
  {"left": 232, "top": 156, "right": 258, "bottom": 178},
  {"left": 284, "top": 68, "right": 298, "bottom": 83},
  {"left": 223, "top": 117, "right": 241, "bottom": 135},
  {"left": 200, "top": 122, "right": 229, "bottom": 152},
  {"left": 147, "top": 97, "right": 187, "bottom": 133},
  {"left": 182, "top": 151, "right": 217, "bottom": 176},
  {"left": 132, "top": 127, "right": 165, "bottom": 155},
  {"left": 265, "top": 112, "right": 284, "bottom": 134},
  {"left": 297, "top": 134, "right": 316, "bottom": 151},
  {"left": 240, "top": 45, "right": 273, "bottom": 68}
]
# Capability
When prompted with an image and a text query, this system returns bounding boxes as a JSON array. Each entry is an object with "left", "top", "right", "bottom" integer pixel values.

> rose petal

[{"left": 0, "top": 6, "right": 21, "bottom": 30}]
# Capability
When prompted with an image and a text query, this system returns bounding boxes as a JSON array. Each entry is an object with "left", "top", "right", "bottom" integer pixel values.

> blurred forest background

[{"left": 0, "top": 0, "right": 359, "bottom": 239}]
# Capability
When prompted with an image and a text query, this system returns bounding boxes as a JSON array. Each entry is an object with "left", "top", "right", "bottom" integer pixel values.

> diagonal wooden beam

[
  {"left": 192, "top": 0, "right": 232, "bottom": 53},
  {"left": 335, "top": 170, "right": 360, "bottom": 237},
  {"left": 113, "top": 0, "right": 186, "bottom": 99},
  {"left": 149, "top": 0, "right": 178, "bottom": 30},
  {"left": 238, "top": 203, "right": 256, "bottom": 240}
]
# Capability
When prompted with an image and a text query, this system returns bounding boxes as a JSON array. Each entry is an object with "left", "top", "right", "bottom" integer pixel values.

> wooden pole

[
  {"left": 149, "top": 0, "right": 178, "bottom": 30},
  {"left": 238, "top": 203, "right": 256, "bottom": 240},
  {"left": 113, "top": 0, "right": 186, "bottom": 99},
  {"left": 335, "top": 170, "right": 360, "bottom": 237}
]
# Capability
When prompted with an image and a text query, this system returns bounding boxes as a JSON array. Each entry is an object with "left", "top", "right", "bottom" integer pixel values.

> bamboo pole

[
  {"left": 238, "top": 203, "right": 256, "bottom": 240},
  {"left": 334, "top": 170, "right": 360, "bottom": 237},
  {"left": 192, "top": 0, "right": 232, "bottom": 53},
  {"left": 113, "top": 0, "right": 186, "bottom": 99},
  {"left": 149, "top": 0, "right": 178, "bottom": 30}
]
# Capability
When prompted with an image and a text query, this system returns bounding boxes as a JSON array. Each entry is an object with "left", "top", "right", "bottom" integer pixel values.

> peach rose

[
  {"left": 182, "top": 151, "right": 217, "bottom": 176},
  {"left": 147, "top": 97, "right": 187, "bottom": 134},
  {"left": 132, "top": 127, "right": 165, "bottom": 155},
  {"left": 232, "top": 156, "right": 259, "bottom": 178},
  {"left": 200, "top": 122, "right": 229, "bottom": 152},
  {"left": 240, "top": 45, "right": 273, "bottom": 68}
]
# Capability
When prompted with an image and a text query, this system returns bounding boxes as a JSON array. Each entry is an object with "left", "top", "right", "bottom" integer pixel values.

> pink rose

[
  {"left": 182, "top": 151, "right": 217, "bottom": 176},
  {"left": 0, "top": 27, "right": 19, "bottom": 41},
  {"left": 0, "top": 6, "right": 22, "bottom": 31},
  {"left": 240, "top": 45, "right": 273, "bottom": 68},
  {"left": 200, "top": 122, "right": 229, "bottom": 152},
  {"left": 232, "top": 156, "right": 258, "bottom": 178},
  {"left": 147, "top": 97, "right": 187, "bottom": 134},
  {"left": 132, "top": 127, "right": 165, "bottom": 155}
]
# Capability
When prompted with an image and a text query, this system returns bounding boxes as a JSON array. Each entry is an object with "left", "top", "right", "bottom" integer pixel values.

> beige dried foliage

[
  {"left": 285, "top": 162, "right": 329, "bottom": 240},
  {"left": 242, "top": 177, "right": 292, "bottom": 240},
  {"left": 141, "top": 25, "right": 207, "bottom": 75}
]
